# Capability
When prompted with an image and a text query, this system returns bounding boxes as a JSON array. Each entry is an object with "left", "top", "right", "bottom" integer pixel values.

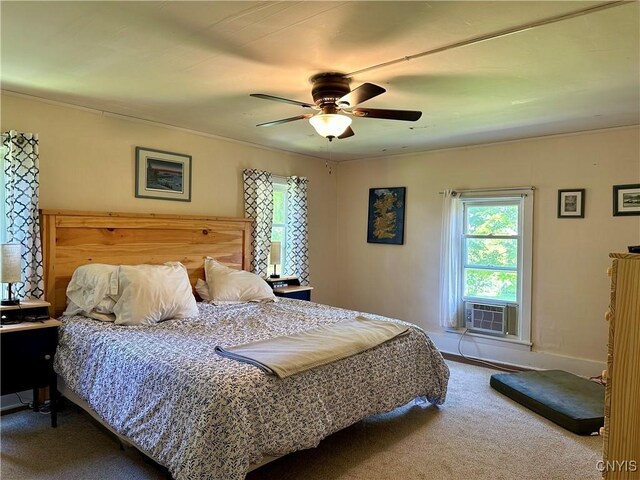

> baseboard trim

[
  {"left": 428, "top": 329, "right": 606, "bottom": 377},
  {"left": 0, "top": 405, "right": 30, "bottom": 415},
  {"left": 441, "top": 352, "right": 530, "bottom": 372},
  {"left": 1, "top": 391, "right": 33, "bottom": 413}
]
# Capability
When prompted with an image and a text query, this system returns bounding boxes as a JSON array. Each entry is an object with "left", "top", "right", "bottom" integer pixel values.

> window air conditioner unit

[{"left": 464, "top": 302, "right": 518, "bottom": 336}]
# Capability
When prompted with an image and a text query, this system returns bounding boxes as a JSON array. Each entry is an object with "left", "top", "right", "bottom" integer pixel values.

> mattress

[
  {"left": 490, "top": 369, "right": 604, "bottom": 435},
  {"left": 55, "top": 299, "right": 449, "bottom": 480}
]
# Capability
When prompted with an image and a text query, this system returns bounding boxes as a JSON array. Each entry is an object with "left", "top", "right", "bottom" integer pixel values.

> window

[
  {"left": 459, "top": 191, "right": 533, "bottom": 344},
  {"left": 1, "top": 144, "right": 8, "bottom": 299},
  {"left": 463, "top": 201, "right": 519, "bottom": 302},
  {"left": 1, "top": 143, "right": 6, "bottom": 243},
  {"left": 270, "top": 180, "right": 288, "bottom": 276}
]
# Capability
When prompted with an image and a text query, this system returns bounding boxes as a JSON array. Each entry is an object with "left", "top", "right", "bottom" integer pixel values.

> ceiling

[{"left": 1, "top": 1, "right": 639, "bottom": 161}]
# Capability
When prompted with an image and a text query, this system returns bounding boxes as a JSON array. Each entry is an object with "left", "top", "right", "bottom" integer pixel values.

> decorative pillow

[
  {"left": 195, "top": 278, "right": 210, "bottom": 302},
  {"left": 64, "top": 264, "right": 119, "bottom": 319},
  {"left": 113, "top": 263, "right": 198, "bottom": 326},
  {"left": 204, "top": 257, "right": 276, "bottom": 305}
]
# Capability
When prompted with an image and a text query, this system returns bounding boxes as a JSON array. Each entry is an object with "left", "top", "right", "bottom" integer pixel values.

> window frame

[
  {"left": 270, "top": 178, "right": 288, "bottom": 276},
  {"left": 458, "top": 191, "right": 533, "bottom": 345},
  {"left": 461, "top": 199, "right": 521, "bottom": 303},
  {"left": 1, "top": 143, "right": 6, "bottom": 243},
  {"left": 1, "top": 144, "right": 8, "bottom": 300}
]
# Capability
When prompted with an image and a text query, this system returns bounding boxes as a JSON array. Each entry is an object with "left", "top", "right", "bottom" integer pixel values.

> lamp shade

[
  {"left": 1, "top": 243, "right": 22, "bottom": 283},
  {"left": 309, "top": 114, "right": 352, "bottom": 138},
  {"left": 270, "top": 241, "right": 281, "bottom": 265}
]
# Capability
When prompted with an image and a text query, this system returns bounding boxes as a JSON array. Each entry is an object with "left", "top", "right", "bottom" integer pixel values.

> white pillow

[
  {"left": 113, "top": 263, "right": 198, "bottom": 326},
  {"left": 64, "top": 264, "right": 119, "bottom": 318},
  {"left": 195, "top": 278, "right": 210, "bottom": 302},
  {"left": 204, "top": 257, "right": 276, "bottom": 305},
  {"left": 65, "top": 299, "right": 116, "bottom": 322}
]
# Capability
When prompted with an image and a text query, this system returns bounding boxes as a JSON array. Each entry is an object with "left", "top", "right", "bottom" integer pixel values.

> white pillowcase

[
  {"left": 64, "top": 264, "right": 119, "bottom": 321},
  {"left": 65, "top": 300, "right": 116, "bottom": 322},
  {"left": 195, "top": 278, "right": 210, "bottom": 302},
  {"left": 204, "top": 257, "right": 276, "bottom": 305},
  {"left": 113, "top": 263, "right": 198, "bottom": 326}
]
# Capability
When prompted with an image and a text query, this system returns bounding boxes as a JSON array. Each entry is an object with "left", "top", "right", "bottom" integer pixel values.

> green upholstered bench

[{"left": 490, "top": 369, "right": 604, "bottom": 435}]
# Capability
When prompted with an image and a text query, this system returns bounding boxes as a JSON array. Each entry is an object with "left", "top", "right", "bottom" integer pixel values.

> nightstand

[
  {"left": 1, "top": 300, "right": 60, "bottom": 427},
  {"left": 265, "top": 276, "right": 314, "bottom": 301}
]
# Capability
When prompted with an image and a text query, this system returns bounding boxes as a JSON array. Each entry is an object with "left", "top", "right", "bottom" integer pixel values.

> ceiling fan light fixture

[{"left": 309, "top": 113, "right": 352, "bottom": 138}]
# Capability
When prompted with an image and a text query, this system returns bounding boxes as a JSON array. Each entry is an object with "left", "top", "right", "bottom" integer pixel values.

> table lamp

[
  {"left": 1, "top": 243, "right": 22, "bottom": 306},
  {"left": 269, "top": 241, "right": 281, "bottom": 279}
]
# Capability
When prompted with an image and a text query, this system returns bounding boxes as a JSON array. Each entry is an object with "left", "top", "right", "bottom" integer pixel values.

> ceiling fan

[{"left": 250, "top": 72, "right": 422, "bottom": 140}]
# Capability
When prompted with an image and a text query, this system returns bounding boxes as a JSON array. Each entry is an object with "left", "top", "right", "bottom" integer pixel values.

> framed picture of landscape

[
  {"left": 367, "top": 187, "right": 406, "bottom": 245},
  {"left": 557, "top": 189, "right": 585, "bottom": 218},
  {"left": 613, "top": 184, "right": 640, "bottom": 216},
  {"left": 135, "top": 147, "right": 192, "bottom": 202}
]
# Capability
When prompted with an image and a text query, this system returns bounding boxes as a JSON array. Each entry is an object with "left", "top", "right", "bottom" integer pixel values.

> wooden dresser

[{"left": 603, "top": 253, "right": 640, "bottom": 479}]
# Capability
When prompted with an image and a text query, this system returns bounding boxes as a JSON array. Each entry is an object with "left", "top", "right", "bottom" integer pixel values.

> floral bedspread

[{"left": 54, "top": 299, "right": 449, "bottom": 480}]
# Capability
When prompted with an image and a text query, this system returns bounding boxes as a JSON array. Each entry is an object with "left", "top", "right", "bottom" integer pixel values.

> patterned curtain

[
  {"left": 243, "top": 169, "right": 273, "bottom": 277},
  {"left": 3, "top": 131, "right": 45, "bottom": 300},
  {"left": 285, "top": 176, "right": 310, "bottom": 286}
]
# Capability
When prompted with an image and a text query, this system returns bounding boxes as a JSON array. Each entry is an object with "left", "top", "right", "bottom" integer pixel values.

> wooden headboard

[{"left": 41, "top": 210, "right": 253, "bottom": 317}]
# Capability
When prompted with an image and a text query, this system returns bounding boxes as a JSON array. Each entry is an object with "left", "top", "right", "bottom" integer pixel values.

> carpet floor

[{"left": 0, "top": 361, "right": 603, "bottom": 480}]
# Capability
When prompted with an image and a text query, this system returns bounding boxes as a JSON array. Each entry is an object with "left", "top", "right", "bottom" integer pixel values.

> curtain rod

[{"left": 439, "top": 186, "right": 536, "bottom": 194}]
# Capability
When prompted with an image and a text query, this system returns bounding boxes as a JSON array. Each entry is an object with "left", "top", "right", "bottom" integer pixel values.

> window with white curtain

[{"left": 441, "top": 188, "right": 533, "bottom": 345}]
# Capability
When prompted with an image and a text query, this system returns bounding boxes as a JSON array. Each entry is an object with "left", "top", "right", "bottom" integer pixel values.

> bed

[{"left": 41, "top": 210, "right": 449, "bottom": 480}]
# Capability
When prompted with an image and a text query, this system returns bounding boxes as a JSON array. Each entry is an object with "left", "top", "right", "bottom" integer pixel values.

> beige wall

[
  {"left": 1, "top": 93, "right": 338, "bottom": 305},
  {"left": 336, "top": 126, "right": 640, "bottom": 369},
  {"left": 4, "top": 92, "right": 639, "bottom": 370}
]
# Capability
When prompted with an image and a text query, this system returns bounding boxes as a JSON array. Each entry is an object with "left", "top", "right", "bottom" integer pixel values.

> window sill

[{"left": 445, "top": 328, "right": 532, "bottom": 350}]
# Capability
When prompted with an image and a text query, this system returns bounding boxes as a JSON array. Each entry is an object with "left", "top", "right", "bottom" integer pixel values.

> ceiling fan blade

[
  {"left": 338, "top": 126, "right": 355, "bottom": 139},
  {"left": 256, "top": 114, "right": 314, "bottom": 127},
  {"left": 250, "top": 93, "right": 315, "bottom": 109},
  {"left": 351, "top": 108, "right": 422, "bottom": 121},
  {"left": 336, "top": 83, "right": 386, "bottom": 107}
]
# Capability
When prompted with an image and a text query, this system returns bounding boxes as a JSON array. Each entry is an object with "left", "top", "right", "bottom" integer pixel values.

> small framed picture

[
  {"left": 613, "top": 184, "right": 640, "bottom": 216},
  {"left": 558, "top": 189, "right": 585, "bottom": 218},
  {"left": 135, "top": 147, "right": 192, "bottom": 202}
]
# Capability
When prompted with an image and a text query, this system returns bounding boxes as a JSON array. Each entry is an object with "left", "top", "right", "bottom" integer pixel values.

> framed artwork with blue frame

[{"left": 367, "top": 187, "right": 406, "bottom": 245}]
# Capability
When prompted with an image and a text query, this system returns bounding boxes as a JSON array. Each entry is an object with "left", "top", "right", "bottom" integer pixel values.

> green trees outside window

[
  {"left": 463, "top": 203, "right": 519, "bottom": 302},
  {"left": 270, "top": 184, "right": 287, "bottom": 275}
]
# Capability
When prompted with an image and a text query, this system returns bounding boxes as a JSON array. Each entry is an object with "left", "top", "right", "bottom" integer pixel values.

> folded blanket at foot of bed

[{"left": 215, "top": 316, "right": 409, "bottom": 378}]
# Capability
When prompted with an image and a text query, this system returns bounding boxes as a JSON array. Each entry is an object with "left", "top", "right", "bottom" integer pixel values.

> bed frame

[
  {"left": 40, "top": 209, "right": 253, "bottom": 317},
  {"left": 40, "top": 209, "right": 283, "bottom": 474}
]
